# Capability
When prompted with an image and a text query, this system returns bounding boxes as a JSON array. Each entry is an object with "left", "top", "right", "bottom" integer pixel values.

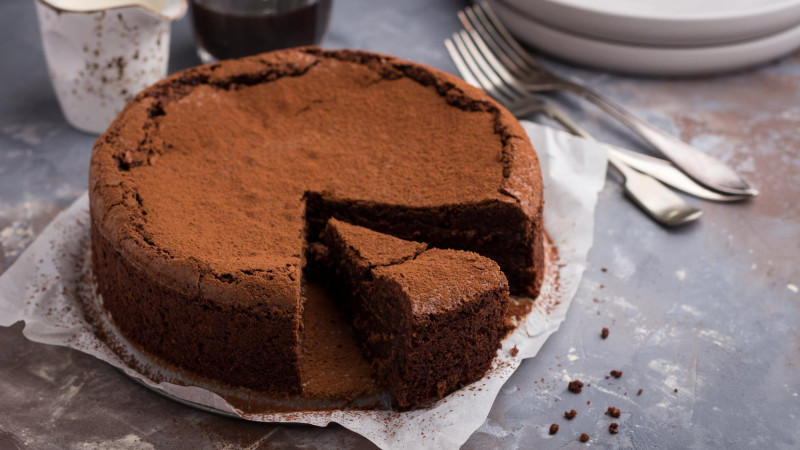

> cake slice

[{"left": 319, "top": 218, "right": 510, "bottom": 408}]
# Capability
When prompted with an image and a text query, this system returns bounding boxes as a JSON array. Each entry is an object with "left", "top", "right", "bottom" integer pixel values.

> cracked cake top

[{"left": 89, "top": 47, "right": 542, "bottom": 313}]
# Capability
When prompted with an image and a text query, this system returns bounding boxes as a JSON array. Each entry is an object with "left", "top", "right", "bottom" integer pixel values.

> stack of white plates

[{"left": 488, "top": 0, "right": 800, "bottom": 75}]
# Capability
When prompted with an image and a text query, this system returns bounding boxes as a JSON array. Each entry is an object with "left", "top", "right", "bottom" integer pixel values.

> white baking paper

[{"left": 0, "top": 121, "right": 608, "bottom": 450}]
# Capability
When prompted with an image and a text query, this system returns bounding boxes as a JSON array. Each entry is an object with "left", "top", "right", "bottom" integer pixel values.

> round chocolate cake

[{"left": 89, "top": 48, "right": 544, "bottom": 409}]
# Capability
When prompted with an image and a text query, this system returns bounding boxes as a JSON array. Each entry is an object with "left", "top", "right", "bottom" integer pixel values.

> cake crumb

[
  {"left": 579, "top": 433, "right": 590, "bottom": 443},
  {"left": 605, "top": 406, "right": 621, "bottom": 418},
  {"left": 637, "top": 389, "right": 643, "bottom": 396},
  {"left": 601, "top": 267, "right": 607, "bottom": 272},
  {"left": 564, "top": 409, "right": 577, "bottom": 420},
  {"left": 610, "top": 370, "right": 622, "bottom": 378},
  {"left": 609, "top": 423, "right": 619, "bottom": 435},
  {"left": 568, "top": 380, "right": 584, "bottom": 393},
  {"left": 549, "top": 424, "right": 559, "bottom": 435},
  {"left": 510, "top": 346, "right": 519, "bottom": 357},
  {"left": 674, "top": 388, "right": 678, "bottom": 393},
  {"left": 601, "top": 327, "right": 609, "bottom": 339}
]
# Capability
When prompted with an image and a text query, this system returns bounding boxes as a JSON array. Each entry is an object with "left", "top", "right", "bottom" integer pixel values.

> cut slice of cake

[{"left": 319, "top": 218, "right": 510, "bottom": 408}]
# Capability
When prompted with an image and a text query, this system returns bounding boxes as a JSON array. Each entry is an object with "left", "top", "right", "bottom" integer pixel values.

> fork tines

[
  {"left": 462, "top": 3, "right": 548, "bottom": 78},
  {"left": 445, "top": 13, "right": 540, "bottom": 117}
]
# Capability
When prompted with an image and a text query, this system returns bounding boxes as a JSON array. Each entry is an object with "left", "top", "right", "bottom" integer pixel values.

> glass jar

[{"left": 190, "top": 0, "right": 333, "bottom": 62}]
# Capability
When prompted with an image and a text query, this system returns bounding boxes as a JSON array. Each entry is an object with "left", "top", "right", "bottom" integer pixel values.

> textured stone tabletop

[{"left": 1, "top": 0, "right": 798, "bottom": 448}]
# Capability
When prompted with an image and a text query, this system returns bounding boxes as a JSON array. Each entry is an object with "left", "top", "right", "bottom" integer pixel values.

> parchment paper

[{"left": 0, "top": 122, "right": 608, "bottom": 449}]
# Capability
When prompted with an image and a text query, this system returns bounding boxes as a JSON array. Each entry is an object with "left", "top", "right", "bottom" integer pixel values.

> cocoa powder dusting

[{"left": 87, "top": 47, "right": 546, "bottom": 409}]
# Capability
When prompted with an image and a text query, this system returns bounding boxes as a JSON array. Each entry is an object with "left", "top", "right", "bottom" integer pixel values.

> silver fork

[
  {"left": 460, "top": 2, "right": 758, "bottom": 198},
  {"left": 446, "top": 31, "right": 703, "bottom": 227},
  {"left": 452, "top": 15, "right": 748, "bottom": 203}
]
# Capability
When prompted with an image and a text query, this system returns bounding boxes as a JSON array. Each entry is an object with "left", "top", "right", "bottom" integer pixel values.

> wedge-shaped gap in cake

[{"left": 303, "top": 191, "right": 543, "bottom": 298}]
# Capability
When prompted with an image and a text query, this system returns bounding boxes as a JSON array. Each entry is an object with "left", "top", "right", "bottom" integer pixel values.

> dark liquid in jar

[{"left": 191, "top": 0, "right": 332, "bottom": 61}]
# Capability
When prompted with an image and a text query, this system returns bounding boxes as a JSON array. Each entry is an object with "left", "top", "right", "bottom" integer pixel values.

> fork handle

[
  {"left": 542, "top": 103, "right": 702, "bottom": 225},
  {"left": 558, "top": 82, "right": 756, "bottom": 197},
  {"left": 546, "top": 105, "right": 659, "bottom": 185},
  {"left": 541, "top": 103, "right": 746, "bottom": 202}
]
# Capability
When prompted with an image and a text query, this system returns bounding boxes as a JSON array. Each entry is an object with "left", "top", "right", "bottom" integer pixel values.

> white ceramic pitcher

[{"left": 35, "top": 0, "right": 187, "bottom": 134}]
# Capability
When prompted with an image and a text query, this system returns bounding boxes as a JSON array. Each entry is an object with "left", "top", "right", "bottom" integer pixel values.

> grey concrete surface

[{"left": 1, "top": 0, "right": 798, "bottom": 448}]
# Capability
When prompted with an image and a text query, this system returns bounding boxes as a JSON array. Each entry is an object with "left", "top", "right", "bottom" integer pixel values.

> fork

[
  {"left": 446, "top": 31, "right": 704, "bottom": 227},
  {"left": 451, "top": 17, "right": 748, "bottom": 203},
  {"left": 459, "top": 1, "right": 758, "bottom": 198}
]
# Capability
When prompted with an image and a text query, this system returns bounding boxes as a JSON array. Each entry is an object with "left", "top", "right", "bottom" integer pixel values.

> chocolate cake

[
  {"left": 89, "top": 47, "right": 544, "bottom": 406},
  {"left": 317, "top": 219, "right": 509, "bottom": 408}
]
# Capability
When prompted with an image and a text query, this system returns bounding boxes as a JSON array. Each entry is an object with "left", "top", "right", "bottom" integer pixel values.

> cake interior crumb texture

[
  {"left": 89, "top": 47, "right": 544, "bottom": 408},
  {"left": 317, "top": 218, "right": 510, "bottom": 409}
]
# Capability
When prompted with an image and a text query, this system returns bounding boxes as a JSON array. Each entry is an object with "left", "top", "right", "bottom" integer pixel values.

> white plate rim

[
  {"left": 499, "top": 0, "right": 800, "bottom": 46},
  {"left": 537, "top": 0, "right": 800, "bottom": 21},
  {"left": 489, "top": 0, "right": 800, "bottom": 76}
]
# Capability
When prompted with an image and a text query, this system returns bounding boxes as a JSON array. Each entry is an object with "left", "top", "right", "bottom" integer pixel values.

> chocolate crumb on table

[
  {"left": 610, "top": 370, "right": 623, "bottom": 378},
  {"left": 510, "top": 346, "right": 519, "bottom": 357},
  {"left": 674, "top": 388, "right": 679, "bottom": 393},
  {"left": 549, "top": 424, "right": 559, "bottom": 435},
  {"left": 606, "top": 406, "right": 621, "bottom": 418},
  {"left": 601, "top": 327, "right": 609, "bottom": 339},
  {"left": 609, "top": 423, "right": 619, "bottom": 435},
  {"left": 637, "top": 389, "right": 643, "bottom": 396},
  {"left": 601, "top": 267, "right": 607, "bottom": 272},
  {"left": 579, "top": 433, "right": 590, "bottom": 443},
  {"left": 568, "top": 380, "right": 584, "bottom": 393},
  {"left": 564, "top": 409, "right": 577, "bottom": 420}
]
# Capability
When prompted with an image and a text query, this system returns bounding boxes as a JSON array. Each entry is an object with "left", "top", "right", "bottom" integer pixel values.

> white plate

[
  {"left": 489, "top": 0, "right": 800, "bottom": 76},
  {"left": 501, "top": 0, "right": 800, "bottom": 46}
]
